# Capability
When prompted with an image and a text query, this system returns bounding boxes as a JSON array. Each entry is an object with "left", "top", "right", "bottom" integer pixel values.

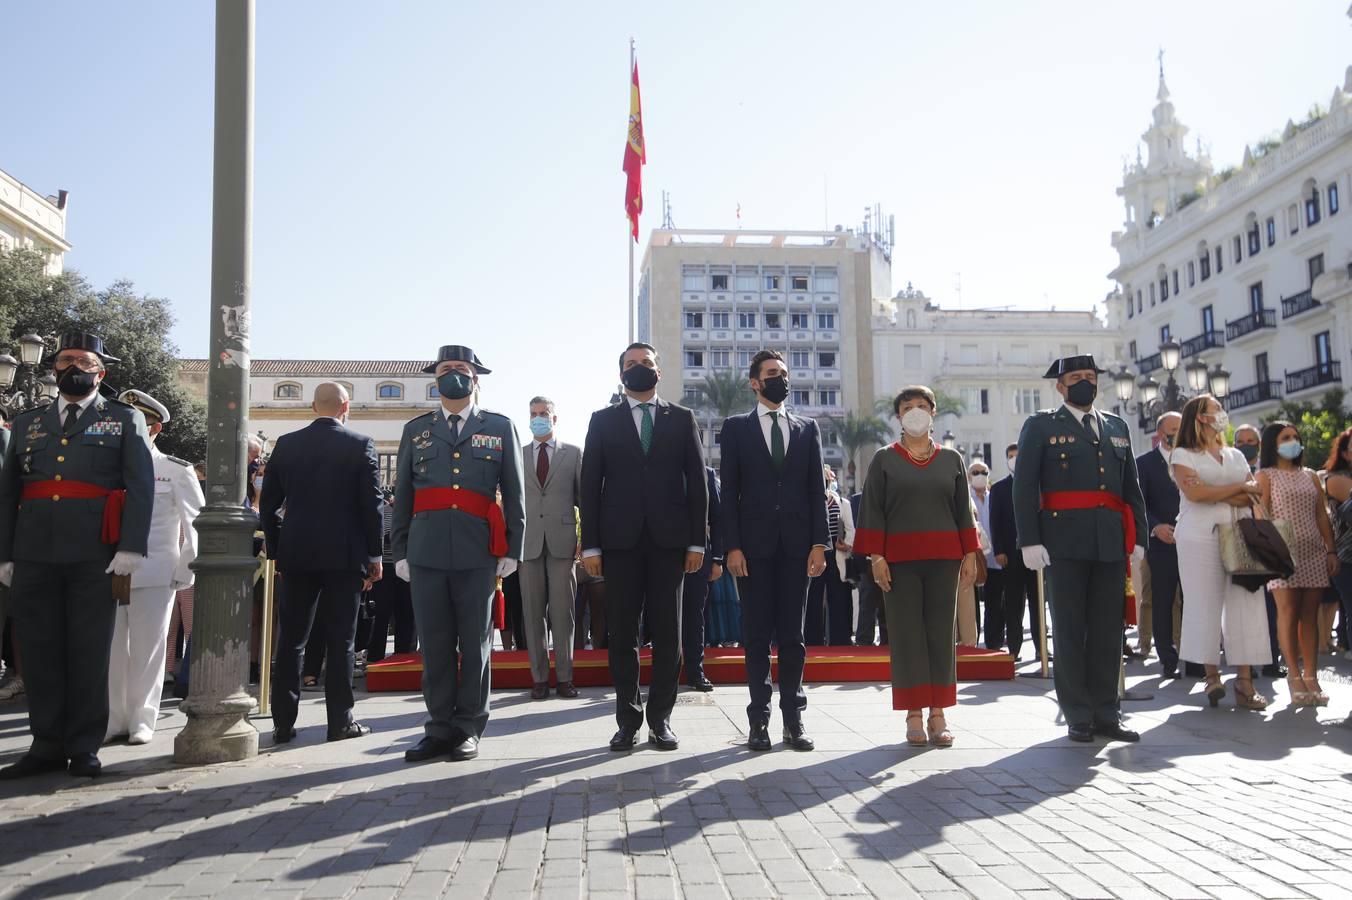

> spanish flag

[{"left": 623, "top": 61, "right": 645, "bottom": 241}]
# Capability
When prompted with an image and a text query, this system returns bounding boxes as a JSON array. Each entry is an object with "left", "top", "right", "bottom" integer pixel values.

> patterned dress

[{"left": 1267, "top": 467, "right": 1330, "bottom": 590}]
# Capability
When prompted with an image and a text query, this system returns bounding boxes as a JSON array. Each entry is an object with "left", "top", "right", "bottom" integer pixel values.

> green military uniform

[
  {"left": 0, "top": 334, "right": 154, "bottom": 773},
  {"left": 391, "top": 346, "right": 524, "bottom": 748},
  {"left": 1013, "top": 355, "right": 1147, "bottom": 733}
]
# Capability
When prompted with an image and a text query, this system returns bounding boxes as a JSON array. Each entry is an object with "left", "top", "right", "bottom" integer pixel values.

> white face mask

[
  {"left": 253, "top": 476, "right": 264, "bottom": 493},
  {"left": 971, "top": 473, "right": 989, "bottom": 489},
  {"left": 1208, "top": 409, "right": 1230, "bottom": 432},
  {"left": 1007, "top": 457, "right": 1017, "bottom": 474},
  {"left": 900, "top": 407, "right": 933, "bottom": 437}
]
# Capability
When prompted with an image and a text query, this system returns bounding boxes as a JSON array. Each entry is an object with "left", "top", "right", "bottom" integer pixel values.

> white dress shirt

[
  {"left": 531, "top": 435, "right": 557, "bottom": 467},
  {"left": 58, "top": 391, "right": 99, "bottom": 423},
  {"left": 1061, "top": 402, "right": 1099, "bottom": 442},
  {"left": 756, "top": 401, "right": 791, "bottom": 453},
  {"left": 441, "top": 401, "right": 477, "bottom": 436}
]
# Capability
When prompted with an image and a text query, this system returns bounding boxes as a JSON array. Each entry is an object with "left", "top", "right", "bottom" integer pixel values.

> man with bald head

[
  {"left": 1136, "top": 411, "right": 1198, "bottom": 679},
  {"left": 262, "top": 381, "right": 384, "bottom": 744}
]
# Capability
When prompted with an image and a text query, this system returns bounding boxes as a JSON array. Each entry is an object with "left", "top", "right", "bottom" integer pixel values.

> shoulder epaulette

[{"left": 166, "top": 455, "right": 192, "bottom": 467}]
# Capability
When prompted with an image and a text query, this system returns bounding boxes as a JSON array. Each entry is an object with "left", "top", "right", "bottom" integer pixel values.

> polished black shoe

[
  {"left": 67, "top": 753, "right": 102, "bottom": 778},
  {"left": 327, "top": 722, "right": 371, "bottom": 742},
  {"left": 0, "top": 754, "right": 67, "bottom": 780},
  {"left": 1160, "top": 666, "right": 1178, "bottom": 680},
  {"left": 648, "top": 723, "right": 679, "bottom": 751},
  {"left": 1260, "top": 663, "right": 1287, "bottom": 679},
  {"left": 1067, "top": 723, "right": 1094, "bottom": 743},
  {"left": 782, "top": 722, "right": 815, "bottom": 752},
  {"left": 530, "top": 682, "right": 549, "bottom": 700},
  {"left": 451, "top": 735, "right": 479, "bottom": 761},
  {"left": 1092, "top": 720, "right": 1140, "bottom": 743},
  {"left": 690, "top": 676, "right": 714, "bottom": 692},
  {"left": 272, "top": 725, "right": 297, "bottom": 744},
  {"left": 747, "top": 723, "right": 772, "bottom": 751},
  {"left": 404, "top": 736, "right": 456, "bottom": 763},
  {"left": 609, "top": 726, "right": 639, "bottom": 752}
]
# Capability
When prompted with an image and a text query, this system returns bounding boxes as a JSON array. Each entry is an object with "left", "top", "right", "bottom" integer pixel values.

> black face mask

[
  {"left": 1238, "top": 443, "right": 1259, "bottom": 462},
  {"left": 56, "top": 365, "right": 98, "bottom": 399},
  {"left": 436, "top": 371, "right": 473, "bottom": 400},
  {"left": 621, "top": 365, "right": 659, "bottom": 392},
  {"left": 1065, "top": 379, "right": 1097, "bottom": 408},
  {"left": 759, "top": 376, "right": 789, "bottom": 405}
]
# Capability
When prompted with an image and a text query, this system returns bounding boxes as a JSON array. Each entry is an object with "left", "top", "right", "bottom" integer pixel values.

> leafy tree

[
  {"left": 873, "top": 389, "right": 965, "bottom": 418},
  {"left": 690, "top": 368, "right": 749, "bottom": 422},
  {"left": 1265, "top": 389, "right": 1350, "bottom": 469},
  {"left": 828, "top": 409, "right": 891, "bottom": 488},
  {"left": 0, "top": 248, "right": 205, "bottom": 462}
]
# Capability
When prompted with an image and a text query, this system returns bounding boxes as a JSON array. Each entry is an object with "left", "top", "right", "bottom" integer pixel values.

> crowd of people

[{"left": 0, "top": 333, "right": 1349, "bottom": 779}]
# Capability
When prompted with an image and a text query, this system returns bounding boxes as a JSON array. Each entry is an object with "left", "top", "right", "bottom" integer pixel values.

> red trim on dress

[
  {"left": 890, "top": 440, "right": 942, "bottom": 468},
  {"left": 892, "top": 683, "right": 957, "bottom": 710},
  {"left": 852, "top": 528, "right": 885, "bottom": 557},
  {"left": 853, "top": 530, "right": 970, "bottom": 561}
]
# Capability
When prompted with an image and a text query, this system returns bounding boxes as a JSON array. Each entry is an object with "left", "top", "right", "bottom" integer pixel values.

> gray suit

[{"left": 519, "top": 439, "right": 582, "bottom": 683}]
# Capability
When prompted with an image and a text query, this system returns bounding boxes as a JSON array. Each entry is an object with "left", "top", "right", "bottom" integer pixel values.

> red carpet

[{"left": 365, "top": 645, "right": 1014, "bottom": 692}]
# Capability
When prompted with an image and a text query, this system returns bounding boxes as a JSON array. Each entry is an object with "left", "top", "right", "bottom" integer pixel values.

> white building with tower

[
  {"left": 0, "top": 166, "right": 69, "bottom": 275},
  {"left": 1108, "top": 60, "right": 1352, "bottom": 434}
]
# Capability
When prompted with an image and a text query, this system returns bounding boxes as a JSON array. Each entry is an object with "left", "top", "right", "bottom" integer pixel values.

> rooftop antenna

[
  {"left": 660, "top": 190, "right": 675, "bottom": 229},
  {"left": 954, "top": 272, "right": 963, "bottom": 309}
]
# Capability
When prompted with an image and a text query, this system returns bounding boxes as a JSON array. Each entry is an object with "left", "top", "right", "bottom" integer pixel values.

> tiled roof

[{"left": 178, "top": 359, "right": 431, "bottom": 376}]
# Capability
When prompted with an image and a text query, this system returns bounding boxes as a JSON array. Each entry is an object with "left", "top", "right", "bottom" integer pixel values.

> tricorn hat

[
  {"left": 422, "top": 344, "right": 490, "bottom": 375},
  {"left": 118, "top": 389, "right": 170, "bottom": 424},
  {"left": 1043, "top": 354, "right": 1106, "bottom": 379},
  {"left": 48, "top": 332, "right": 119, "bottom": 365}
]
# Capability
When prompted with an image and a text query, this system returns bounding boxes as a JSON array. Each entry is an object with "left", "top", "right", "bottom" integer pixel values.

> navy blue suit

[
  {"left": 851, "top": 491, "right": 887, "bottom": 646},
  {"left": 262, "top": 417, "right": 383, "bottom": 734},
  {"left": 719, "top": 407, "right": 828, "bottom": 727},
  {"left": 1136, "top": 446, "right": 1187, "bottom": 673},
  {"left": 988, "top": 474, "right": 1040, "bottom": 658},
  {"left": 681, "top": 467, "right": 723, "bottom": 684}
]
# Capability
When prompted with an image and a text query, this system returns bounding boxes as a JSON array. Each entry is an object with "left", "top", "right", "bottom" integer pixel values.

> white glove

[
  {"left": 1130, "top": 544, "right": 1145, "bottom": 566},
  {"left": 0, "top": 562, "right": 12, "bottom": 587},
  {"left": 395, "top": 559, "right": 411, "bottom": 582},
  {"left": 1021, "top": 545, "right": 1051, "bottom": 571},
  {"left": 106, "top": 552, "right": 144, "bottom": 577},
  {"left": 496, "top": 557, "right": 518, "bottom": 578}
]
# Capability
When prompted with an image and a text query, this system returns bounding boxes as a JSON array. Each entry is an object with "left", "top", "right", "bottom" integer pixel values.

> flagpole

[{"left": 628, "top": 38, "right": 636, "bottom": 344}]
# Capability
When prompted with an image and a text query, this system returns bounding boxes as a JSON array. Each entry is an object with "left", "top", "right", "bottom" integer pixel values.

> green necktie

[
  {"left": 639, "top": 402, "right": 654, "bottom": 455},
  {"left": 769, "top": 411, "right": 785, "bottom": 470}
]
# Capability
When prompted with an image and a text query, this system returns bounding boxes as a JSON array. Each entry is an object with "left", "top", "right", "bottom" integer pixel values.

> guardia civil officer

[
  {"left": 392, "top": 345, "right": 525, "bottom": 763},
  {"left": 1013, "top": 355, "right": 1147, "bottom": 743},
  {"left": 0, "top": 333, "right": 154, "bottom": 778},
  {"left": 106, "top": 390, "right": 203, "bottom": 745}
]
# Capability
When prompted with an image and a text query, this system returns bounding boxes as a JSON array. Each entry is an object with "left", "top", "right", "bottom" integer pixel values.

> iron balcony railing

[
  {"left": 1225, "top": 380, "right": 1282, "bottom": 411},
  {"left": 1285, "top": 361, "right": 1342, "bottom": 394},
  {"left": 1136, "top": 352, "right": 1162, "bottom": 374},
  {"left": 1280, "top": 288, "right": 1320, "bottom": 319},
  {"left": 1179, "top": 329, "right": 1225, "bottom": 358},
  {"left": 1224, "top": 309, "right": 1277, "bottom": 341}
]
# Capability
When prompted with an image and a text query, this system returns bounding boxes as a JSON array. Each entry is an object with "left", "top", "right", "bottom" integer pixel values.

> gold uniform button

[
  {"left": 486, "top": 455, "right": 492, "bottom": 460},
  {"left": 60, "top": 439, "right": 68, "bottom": 446},
  {"left": 453, "top": 484, "right": 459, "bottom": 490},
  {"left": 54, "top": 475, "right": 62, "bottom": 481},
  {"left": 56, "top": 456, "right": 64, "bottom": 463},
  {"left": 1051, "top": 511, "right": 1059, "bottom": 517},
  {"left": 451, "top": 504, "right": 459, "bottom": 510},
  {"left": 52, "top": 495, "right": 60, "bottom": 502},
  {"left": 453, "top": 452, "right": 461, "bottom": 459}
]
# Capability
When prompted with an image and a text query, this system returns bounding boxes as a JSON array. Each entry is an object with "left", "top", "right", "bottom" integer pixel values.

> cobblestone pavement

[{"left": 1, "top": 653, "right": 1351, "bottom": 899}]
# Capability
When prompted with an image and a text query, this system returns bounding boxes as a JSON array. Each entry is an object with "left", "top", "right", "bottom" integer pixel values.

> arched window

[
  {"left": 377, "top": 382, "right": 403, "bottom": 400},
  {"left": 1197, "top": 241, "right": 1211, "bottom": 280},
  {"left": 1245, "top": 212, "right": 1260, "bottom": 255},
  {"left": 1156, "top": 263, "right": 1169, "bottom": 302},
  {"left": 426, "top": 383, "right": 439, "bottom": 400},
  {"left": 1304, "top": 178, "right": 1322, "bottom": 225},
  {"left": 274, "top": 382, "right": 302, "bottom": 400}
]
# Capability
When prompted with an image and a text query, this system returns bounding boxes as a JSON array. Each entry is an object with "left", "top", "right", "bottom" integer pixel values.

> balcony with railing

[
  {"left": 1280, "top": 288, "right": 1320, "bottom": 319},
  {"left": 1224, "top": 309, "right": 1277, "bottom": 342},
  {"left": 1179, "top": 330, "right": 1225, "bottom": 358},
  {"left": 1285, "top": 361, "right": 1342, "bottom": 394},
  {"left": 1136, "top": 352, "right": 1162, "bottom": 374},
  {"left": 1225, "top": 380, "right": 1282, "bottom": 411}
]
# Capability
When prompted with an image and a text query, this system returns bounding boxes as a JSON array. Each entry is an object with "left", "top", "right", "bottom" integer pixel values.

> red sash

[
  {"left": 412, "top": 486, "right": 509, "bottom": 627},
  {"left": 1041, "top": 490, "right": 1138, "bottom": 624},
  {"left": 21, "top": 480, "right": 125, "bottom": 544}
]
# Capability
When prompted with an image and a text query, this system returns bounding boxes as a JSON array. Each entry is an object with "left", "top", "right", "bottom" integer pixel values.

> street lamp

[
  {"left": 0, "top": 354, "right": 18, "bottom": 391},
  {"left": 1185, "top": 356, "right": 1211, "bottom": 393},
  {"left": 17, "top": 334, "right": 44, "bottom": 367},
  {"left": 1208, "top": 364, "right": 1231, "bottom": 401},
  {"left": 1159, "top": 339, "right": 1181, "bottom": 374},
  {"left": 1138, "top": 377, "right": 1159, "bottom": 406},
  {"left": 941, "top": 430, "right": 956, "bottom": 450},
  {"left": 35, "top": 375, "right": 57, "bottom": 403},
  {"left": 0, "top": 333, "right": 53, "bottom": 419},
  {"left": 1113, "top": 366, "right": 1136, "bottom": 404}
]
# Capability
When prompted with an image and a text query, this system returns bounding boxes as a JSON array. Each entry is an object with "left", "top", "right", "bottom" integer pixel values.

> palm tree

[
  {"left": 829, "top": 409, "right": 892, "bottom": 490},
  {"left": 691, "top": 368, "right": 749, "bottom": 423}
]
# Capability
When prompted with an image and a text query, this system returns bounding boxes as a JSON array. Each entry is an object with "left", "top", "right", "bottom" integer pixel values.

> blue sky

[{"left": 2, "top": 2, "right": 1348, "bottom": 441}]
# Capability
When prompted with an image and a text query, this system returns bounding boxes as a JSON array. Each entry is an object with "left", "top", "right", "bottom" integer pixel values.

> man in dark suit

[
  {"left": 850, "top": 490, "right": 886, "bottom": 645},
  {"left": 1135, "top": 412, "right": 1200, "bottom": 679},
  {"left": 263, "top": 382, "right": 383, "bottom": 745},
  {"left": 580, "top": 342, "right": 707, "bottom": 752},
  {"left": 720, "top": 349, "right": 828, "bottom": 752},
  {"left": 681, "top": 466, "right": 723, "bottom": 691},
  {"left": 989, "top": 443, "right": 1040, "bottom": 660}
]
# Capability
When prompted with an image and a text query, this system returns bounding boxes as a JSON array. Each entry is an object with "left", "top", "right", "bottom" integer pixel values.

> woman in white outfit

[{"left": 1171, "top": 394, "right": 1271, "bottom": 710}]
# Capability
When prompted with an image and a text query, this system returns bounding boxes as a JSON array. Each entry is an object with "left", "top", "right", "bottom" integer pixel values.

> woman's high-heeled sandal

[
  {"left": 1205, "top": 676, "right": 1226, "bottom": 708},
  {"left": 1305, "top": 678, "right": 1330, "bottom": 707},
  {"left": 1288, "top": 677, "right": 1315, "bottom": 707},
  {"left": 905, "top": 712, "right": 927, "bottom": 746},
  {"left": 927, "top": 712, "right": 954, "bottom": 747},
  {"left": 1233, "top": 680, "right": 1269, "bottom": 711}
]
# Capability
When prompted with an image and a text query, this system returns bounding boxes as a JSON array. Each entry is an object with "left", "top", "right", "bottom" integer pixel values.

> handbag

[{"left": 1217, "top": 501, "right": 1293, "bottom": 578}]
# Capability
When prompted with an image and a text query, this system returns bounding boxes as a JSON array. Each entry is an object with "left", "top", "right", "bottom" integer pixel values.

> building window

[
  {"left": 1306, "top": 186, "right": 1322, "bottom": 226},
  {"left": 1129, "top": 340, "right": 1138, "bottom": 359},
  {"left": 818, "top": 390, "right": 839, "bottom": 407},
  {"left": 735, "top": 350, "right": 753, "bottom": 369},
  {"left": 1127, "top": 298, "right": 1134, "bottom": 319},
  {"left": 274, "top": 382, "right": 302, "bottom": 400},
  {"left": 764, "top": 275, "right": 781, "bottom": 291},
  {"left": 1255, "top": 353, "right": 1270, "bottom": 384},
  {"left": 959, "top": 344, "right": 979, "bottom": 364},
  {"left": 710, "top": 311, "right": 729, "bottom": 329},
  {"left": 765, "top": 313, "right": 782, "bottom": 330},
  {"left": 710, "top": 349, "right": 731, "bottom": 368},
  {"left": 1160, "top": 324, "right": 1171, "bottom": 343},
  {"left": 960, "top": 387, "right": 991, "bottom": 414},
  {"left": 377, "top": 382, "right": 403, "bottom": 400},
  {"left": 1172, "top": 270, "right": 1180, "bottom": 294},
  {"left": 1233, "top": 235, "right": 1243, "bottom": 262},
  {"left": 817, "top": 351, "right": 836, "bottom": 368},
  {"left": 1316, "top": 331, "right": 1333, "bottom": 367},
  {"left": 737, "top": 312, "right": 757, "bottom": 329},
  {"left": 903, "top": 344, "right": 922, "bottom": 369},
  {"left": 1249, "top": 282, "right": 1264, "bottom": 312},
  {"left": 1266, "top": 217, "right": 1276, "bottom": 246},
  {"left": 682, "top": 388, "right": 701, "bottom": 405},
  {"left": 378, "top": 453, "right": 397, "bottom": 485},
  {"left": 681, "top": 270, "right": 704, "bottom": 291},
  {"left": 1330, "top": 183, "right": 1340, "bottom": 215},
  {"left": 790, "top": 350, "right": 811, "bottom": 368},
  {"left": 820, "top": 429, "right": 839, "bottom": 447},
  {"left": 685, "top": 351, "right": 704, "bottom": 367},
  {"left": 791, "top": 389, "right": 811, "bottom": 406},
  {"left": 1013, "top": 388, "right": 1042, "bottom": 415},
  {"left": 1215, "top": 246, "right": 1223, "bottom": 274},
  {"left": 1309, "top": 253, "right": 1325, "bottom": 286},
  {"left": 1187, "top": 261, "right": 1195, "bottom": 287},
  {"left": 1201, "top": 305, "right": 1214, "bottom": 334},
  {"left": 1149, "top": 283, "right": 1156, "bottom": 306},
  {"left": 791, "top": 275, "right": 809, "bottom": 291},
  {"left": 1136, "top": 289, "right": 1143, "bottom": 312},
  {"left": 710, "top": 274, "right": 729, "bottom": 291},
  {"left": 735, "top": 273, "right": 758, "bottom": 292},
  {"left": 816, "top": 313, "right": 836, "bottom": 329},
  {"left": 1159, "top": 277, "right": 1168, "bottom": 302},
  {"left": 814, "top": 271, "right": 838, "bottom": 292},
  {"left": 1247, "top": 224, "right": 1260, "bottom": 256},
  {"left": 1199, "top": 253, "right": 1210, "bottom": 280},
  {"left": 426, "top": 384, "right": 439, "bottom": 400},
  {"left": 684, "top": 311, "right": 703, "bottom": 328},
  {"left": 790, "top": 312, "right": 809, "bottom": 329}
]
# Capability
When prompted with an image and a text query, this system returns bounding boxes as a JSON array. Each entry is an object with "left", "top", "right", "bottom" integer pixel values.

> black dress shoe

[
  {"left": 1093, "top": 720, "right": 1140, "bottom": 743},
  {"left": 327, "top": 722, "right": 371, "bottom": 742},
  {"left": 689, "top": 676, "right": 714, "bottom": 692},
  {"left": 530, "top": 683, "right": 549, "bottom": 700},
  {"left": 405, "top": 736, "right": 456, "bottom": 763},
  {"left": 67, "top": 753, "right": 101, "bottom": 778},
  {"left": 648, "top": 723, "right": 679, "bottom": 751},
  {"left": 782, "top": 722, "right": 815, "bottom": 752},
  {"left": 0, "top": 754, "right": 67, "bottom": 780},
  {"left": 451, "top": 735, "right": 479, "bottom": 761},
  {"left": 1261, "top": 663, "right": 1287, "bottom": 679},
  {"left": 272, "top": 726, "right": 297, "bottom": 744},
  {"left": 609, "top": 726, "right": 639, "bottom": 752},
  {"left": 747, "top": 723, "right": 772, "bottom": 751},
  {"left": 1161, "top": 666, "right": 1178, "bottom": 680},
  {"left": 1067, "top": 724, "right": 1094, "bottom": 743}
]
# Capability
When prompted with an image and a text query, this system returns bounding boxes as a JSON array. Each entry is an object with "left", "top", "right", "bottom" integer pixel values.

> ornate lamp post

[
  {"left": 941, "top": 430, "right": 956, "bottom": 450},
  {"left": 0, "top": 334, "right": 56, "bottom": 419},
  {"left": 1116, "top": 349, "right": 1231, "bottom": 431}
]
